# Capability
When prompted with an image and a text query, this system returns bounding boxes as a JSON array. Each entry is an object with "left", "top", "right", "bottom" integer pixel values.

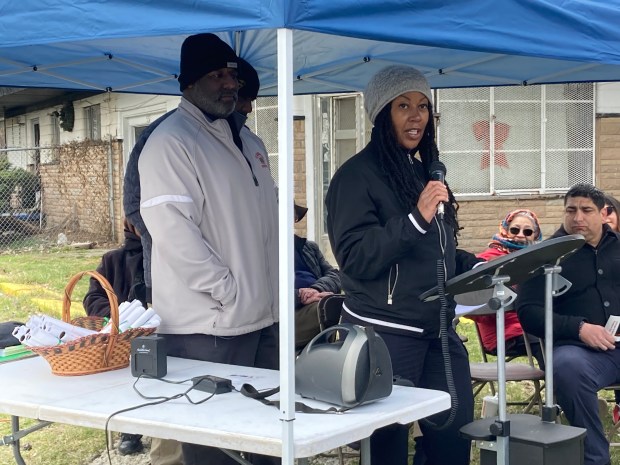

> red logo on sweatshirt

[{"left": 255, "top": 152, "right": 268, "bottom": 168}]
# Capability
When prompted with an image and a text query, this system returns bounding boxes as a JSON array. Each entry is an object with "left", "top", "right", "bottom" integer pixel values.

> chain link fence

[{"left": 0, "top": 140, "right": 121, "bottom": 251}]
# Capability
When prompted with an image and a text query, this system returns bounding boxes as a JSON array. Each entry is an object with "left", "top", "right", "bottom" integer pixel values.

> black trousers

[
  {"left": 160, "top": 325, "right": 280, "bottom": 465},
  {"left": 345, "top": 323, "right": 474, "bottom": 465}
]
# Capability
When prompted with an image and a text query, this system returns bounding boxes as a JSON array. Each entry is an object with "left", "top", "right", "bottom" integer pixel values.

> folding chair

[
  {"left": 601, "top": 384, "right": 620, "bottom": 446},
  {"left": 465, "top": 302, "right": 545, "bottom": 413}
]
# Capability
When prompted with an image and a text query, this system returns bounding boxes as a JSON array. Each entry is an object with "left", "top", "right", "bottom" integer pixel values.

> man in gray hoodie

[{"left": 138, "top": 33, "right": 279, "bottom": 465}]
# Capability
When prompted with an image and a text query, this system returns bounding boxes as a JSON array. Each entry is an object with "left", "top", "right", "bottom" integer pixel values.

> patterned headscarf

[{"left": 488, "top": 209, "right": 542, "bottom": 253}]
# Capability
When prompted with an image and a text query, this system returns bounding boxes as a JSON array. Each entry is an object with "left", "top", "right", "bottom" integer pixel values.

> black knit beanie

[
  {"left": 178, "top": 33, "right": 239, "bottom": 92},
  {"left": 238, "top": 58, "right": 260, "bottom": 100}
]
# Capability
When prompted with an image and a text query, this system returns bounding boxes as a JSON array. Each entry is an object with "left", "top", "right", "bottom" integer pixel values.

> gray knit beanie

[{"left": 364, "top": 65, "right": 433, "bottom": 124}]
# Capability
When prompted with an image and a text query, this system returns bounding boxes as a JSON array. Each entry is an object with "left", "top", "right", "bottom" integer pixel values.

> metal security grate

[{"left": 436, "top": 83, "right": 594, "bottom": 195}]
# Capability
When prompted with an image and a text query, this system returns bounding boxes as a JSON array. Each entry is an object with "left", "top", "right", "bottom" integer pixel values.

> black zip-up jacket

[
  {"left": 516, "top": 225, "right": 620, "bottom": 347},
  {"left": 83, "top": 229, "right": 146, "bottom": 317},
  {"left": 325, "top": 141, "right": 480, "bottom": 338}
]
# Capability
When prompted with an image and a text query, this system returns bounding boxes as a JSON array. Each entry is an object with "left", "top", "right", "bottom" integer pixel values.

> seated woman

[
  {"left": 605, "top": 194, "right": 620, "bottom": 233},
  {"left": 468, "top": 209, "right": 545, "bottom": 369}
]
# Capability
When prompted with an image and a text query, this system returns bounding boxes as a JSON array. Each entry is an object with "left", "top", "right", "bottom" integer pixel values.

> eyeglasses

[
  {"left": 509, "top": 227, "right": 534, "bottom": 237},
  {"left": 606, "top": 206, "right": 615, "bottom": 215}
]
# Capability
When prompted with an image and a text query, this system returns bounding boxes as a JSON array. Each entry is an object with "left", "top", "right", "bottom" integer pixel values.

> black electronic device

[
  {"left": 131, "top": 335, "right": 167, "bottom": 378},
  {"left": 429, "top": 160, "right": 447, "bottom": 218},
  {"left": 420, "top": 235, "right": 585, "bottom": 302},
  {"left": 192, "top": 375, "right": 233, "bottom": 394}
]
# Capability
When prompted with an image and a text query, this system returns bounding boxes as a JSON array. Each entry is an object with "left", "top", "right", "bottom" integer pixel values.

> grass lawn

[
  {"left": 1, "top": 248, "right": 619, "bottom": 464},
  {"left": 0, "top": 248, "right": 107, "bottom": 465}
]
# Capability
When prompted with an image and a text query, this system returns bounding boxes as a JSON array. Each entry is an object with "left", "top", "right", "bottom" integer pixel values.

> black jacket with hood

[{"left": 325, "top": 140, "right": 480, "bottom": 338}]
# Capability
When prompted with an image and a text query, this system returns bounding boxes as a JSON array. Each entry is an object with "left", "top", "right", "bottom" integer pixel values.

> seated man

[
  {"left": 516, "top": 183, "right": 620, "bottom": 465},
  {"left": 294, "top": 203, "right": 341, "bottom": 350},
  {"left": 83, "top": 217, "right": 146, "bottom": 456}
]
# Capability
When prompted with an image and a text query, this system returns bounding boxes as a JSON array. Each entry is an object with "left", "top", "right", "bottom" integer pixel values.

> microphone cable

[{"left": 422, "top": 216, "right": 458, "bottom": 430}]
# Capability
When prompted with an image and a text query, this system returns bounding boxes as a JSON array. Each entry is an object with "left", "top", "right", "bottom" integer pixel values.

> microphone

[{"left": 429, "top": 160, "right": 447, "bottom": 219}]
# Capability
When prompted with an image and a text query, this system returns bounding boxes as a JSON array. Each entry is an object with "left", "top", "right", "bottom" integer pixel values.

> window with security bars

[
  {"left": 245, "top": 96, "right": 279, "bottom": 181},
  {"left": 84, "top": 104, "right": 101, "bottom": 140},
  {"left": 436, "top": 83, "right": 594, "bottom": 195}
]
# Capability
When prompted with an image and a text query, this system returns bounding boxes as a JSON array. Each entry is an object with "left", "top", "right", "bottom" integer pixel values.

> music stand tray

[{"left": 420, "top": 235, "right": 585, "bottom": 302}]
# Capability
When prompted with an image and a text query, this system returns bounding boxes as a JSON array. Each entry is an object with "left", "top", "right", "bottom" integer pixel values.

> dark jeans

[
  {"left": 160, "top": 325, "right": 280, "bottom": 465},
  {"left": 341, "top": 319, "right": 474, "bottom": 465},
  {"left": 554, "top": 344, "right": 620, "bottom": 465}
]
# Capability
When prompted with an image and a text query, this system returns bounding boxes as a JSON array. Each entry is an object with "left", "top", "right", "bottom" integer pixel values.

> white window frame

[{"left": 84, "top": 104, "right": 101, "bottom": 140}]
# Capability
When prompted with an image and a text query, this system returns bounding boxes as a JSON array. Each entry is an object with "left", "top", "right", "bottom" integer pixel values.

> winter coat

[
  {"left": 517, "top": 225, "right": 620, "bottom": 346},
  {"left": 139, "top": 98, "right": 279, "bottom": 336},
  {"left": 325, "top": 140, "right": 480, "bottom": 337},
  {"left": 123, "top": 110, "right": 175, "bottom": 290},
  {"left": 83, "top": 229, "right": 146, "bottom": 317}
]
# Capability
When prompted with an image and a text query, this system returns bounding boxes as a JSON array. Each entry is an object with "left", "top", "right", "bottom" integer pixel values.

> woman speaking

[{"left": 326, "top": 65, "right": 480, "bottom": 465}]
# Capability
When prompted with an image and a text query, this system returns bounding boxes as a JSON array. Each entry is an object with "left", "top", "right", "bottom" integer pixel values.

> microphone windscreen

[{"left": 429, "top": 160, "right": 446, "bottom": 182}]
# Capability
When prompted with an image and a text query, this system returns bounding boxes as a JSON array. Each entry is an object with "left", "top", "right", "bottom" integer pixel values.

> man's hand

[
  {"left": 299, "top": 288, "right": 333, "bottom": 305},
  {"left": 579, "top": 323, "right": 616, "bottom": 350}
]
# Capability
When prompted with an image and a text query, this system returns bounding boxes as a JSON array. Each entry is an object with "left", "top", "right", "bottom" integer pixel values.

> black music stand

[{"left": 421, "top": 235, "right": 587, "bottom": 465}]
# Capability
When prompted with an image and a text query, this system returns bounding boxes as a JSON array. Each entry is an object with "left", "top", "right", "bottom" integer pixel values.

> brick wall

[
  {"left": 293, "top": 117, "right": 308, "bottom": 238},
  {"left": 597, "top": 116, "right": 620, "bottom": 197},
  {"left": 40, "top": 139, "right": 124, "bottom": 244}
]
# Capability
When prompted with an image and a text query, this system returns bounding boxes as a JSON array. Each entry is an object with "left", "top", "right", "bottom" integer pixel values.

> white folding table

[{"left": 0, "top": 356, "right": 450, "bottom": 464}]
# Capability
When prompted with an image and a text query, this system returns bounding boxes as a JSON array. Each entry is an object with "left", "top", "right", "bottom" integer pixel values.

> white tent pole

[{"left": 277, "top": 27, "right": 296, "bottom": 465}]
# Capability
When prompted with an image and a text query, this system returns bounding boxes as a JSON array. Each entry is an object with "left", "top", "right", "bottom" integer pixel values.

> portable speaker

[
  {"left": 295, "top": 323, "right": 393, "bottom": 408},
  {"left": 131, "top": 335, "right": 167, "bottom": 378}
]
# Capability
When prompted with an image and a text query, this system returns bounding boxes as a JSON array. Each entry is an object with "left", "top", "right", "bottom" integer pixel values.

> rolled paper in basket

[
  {"left": 101, "top": 303, "right": 139, "bottom": 333},
  {"left": 120, "top": 301, "right": 146, "bottom": 325},
  {"left": 129, "top": 308, "right": 156, "bottom": 329},
  {"left": 25, "top": 315, "right": 44, "bottom": 328},
  {"left": 12, "top": 326, "right": 30, "bottom": 342},
  {"left": 23, "top": 329, "right": 61, "bottom": 347},
  {"left": 41, "top": 316, "right": 97, "bottom": 338},
  {"left": 118, "top": 299, "right": 139, "bottom": 316},
  {"left": 102, "top": 300, "right": 144, "bottom": 333},
  {"left": 58, "top": 328, "right": 96, "bottom": 343},
  {"left": 140, "top": 315, "right": 161, "bottom": 329}
]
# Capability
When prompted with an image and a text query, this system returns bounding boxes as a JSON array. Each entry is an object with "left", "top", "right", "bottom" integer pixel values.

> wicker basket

[{"left": 30, "top": 270, "right": 156, "bottom": 376}]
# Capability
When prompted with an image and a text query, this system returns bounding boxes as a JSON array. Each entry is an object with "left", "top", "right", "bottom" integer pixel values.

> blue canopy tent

[
  {"left": 2, "top": 1, "right": 620, "bottom": 462},
  {"left": 1, "top": 0, "right": 620, "bottom": 93}
]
